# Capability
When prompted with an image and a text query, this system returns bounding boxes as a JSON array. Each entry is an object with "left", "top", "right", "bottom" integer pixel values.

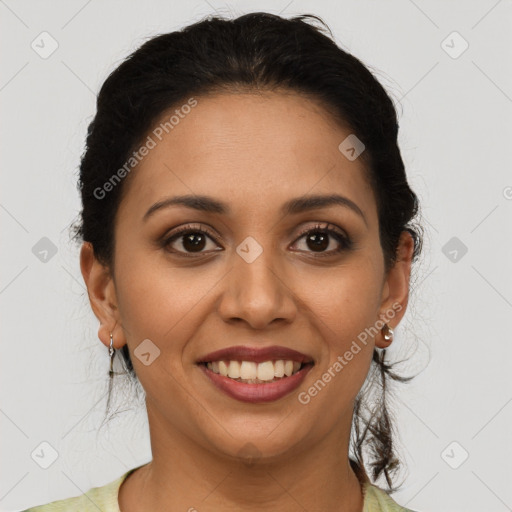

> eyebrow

[{"left": 143, "top": 193, "right": 367, "bottom": 225}]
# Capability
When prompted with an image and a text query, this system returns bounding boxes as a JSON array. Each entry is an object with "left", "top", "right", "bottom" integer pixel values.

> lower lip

[{"left": 198, "top": 363, "right": 314, "bottom": 403}]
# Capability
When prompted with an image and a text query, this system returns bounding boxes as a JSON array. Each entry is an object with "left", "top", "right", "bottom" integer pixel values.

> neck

[{"left": 119, "top": 407, "right": 365, "bottom": 512}]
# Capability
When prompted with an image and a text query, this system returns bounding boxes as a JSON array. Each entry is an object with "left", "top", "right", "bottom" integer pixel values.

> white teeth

[
  {"left": 218, "top": 360, "right": 229, "bottom": 377},
  {"left": 240, "top": 361, "right": 257, "bottom": 380},
  {"left": 228, "top": 360, "right": 241, "bottom": 379},
  {"left": 274, "top": 360, "right": 285, "bottom": 377},
  {"left": 257, "top": 361, "right": 275, "bottom": 381},
  {"left": 206, "top": 359, "right": 306, "bottom": 381}
]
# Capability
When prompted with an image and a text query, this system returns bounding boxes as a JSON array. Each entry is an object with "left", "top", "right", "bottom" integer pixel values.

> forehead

[{"left": 118, "top": 91, "right": 376, "bottom": 223}]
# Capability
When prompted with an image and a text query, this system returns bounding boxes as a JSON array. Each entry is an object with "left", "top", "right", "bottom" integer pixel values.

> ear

[
  {"left": 376, "top": 231, "right": 415, "bottom": 348},
  {"left": 79, "top": 242, "right": 126, "bottom": 350}
]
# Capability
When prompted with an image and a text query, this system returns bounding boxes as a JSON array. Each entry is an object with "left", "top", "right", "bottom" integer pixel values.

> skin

[{"left": 80, "top": 90, "right": 414, "bottom": 512}]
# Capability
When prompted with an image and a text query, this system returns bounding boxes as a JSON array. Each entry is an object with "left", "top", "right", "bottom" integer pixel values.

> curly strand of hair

[
  {"left": 371, "top": 349, "right": 398, "bottom": 489},
  {"left": 351, "top": 348, "right": 412, "bottom": 492}
]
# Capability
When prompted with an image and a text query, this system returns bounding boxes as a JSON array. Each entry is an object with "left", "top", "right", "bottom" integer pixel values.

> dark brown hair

[{"left": 72, "top": 11, "right": 423, "bottom": 492}]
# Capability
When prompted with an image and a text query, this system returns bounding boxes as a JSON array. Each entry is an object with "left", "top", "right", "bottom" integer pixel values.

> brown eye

[
  {"left": 303, "top": 231, "right": 330, "bottom": 251},
  {"left": 292, "top": 223, "right": 352, "bottom": 256},
  {"left": 162, "top": 225, "right": 222, "bottom": 257},
  {"left": 176, "top": 232, "right": 208, "bottom": 252}
]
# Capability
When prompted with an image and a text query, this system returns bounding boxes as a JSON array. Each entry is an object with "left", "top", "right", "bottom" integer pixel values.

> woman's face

[{"left": 82, "top": 90, "right": 413, "bottom": 462}]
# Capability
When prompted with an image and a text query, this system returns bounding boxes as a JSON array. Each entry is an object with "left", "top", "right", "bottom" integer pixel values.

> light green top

[{"left": 23, "top": 466, "right": 416, "bottom": 511}]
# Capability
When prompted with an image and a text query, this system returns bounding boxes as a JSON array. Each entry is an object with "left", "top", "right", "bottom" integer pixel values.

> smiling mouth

[{"left": 198, "top": 360, "right": 314, "bottom": 384}]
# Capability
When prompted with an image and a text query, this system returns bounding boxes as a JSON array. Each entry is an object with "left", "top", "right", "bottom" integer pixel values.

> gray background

[{"left": 1, "top": 1, "right": 511, "bottom": 511}]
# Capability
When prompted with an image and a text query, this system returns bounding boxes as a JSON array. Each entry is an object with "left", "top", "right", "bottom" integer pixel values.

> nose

[{"left": 217, "top": 247, "right": 297, "bottom": 330}]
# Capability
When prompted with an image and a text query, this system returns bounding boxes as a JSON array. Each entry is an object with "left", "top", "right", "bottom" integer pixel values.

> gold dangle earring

[{"left": 381, "top": 323, "right": 394, "bottom": 346}]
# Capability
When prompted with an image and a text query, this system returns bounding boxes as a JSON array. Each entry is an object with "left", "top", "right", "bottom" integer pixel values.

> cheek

[
  {"left": 112, "top": 249, "right": 203, "bottom": 407},
  {"left": 113, "top": 246, "right": 220, "bottom": 349},
  {"left": 299, "top": 259, "right": 381, "bottom": 387},
  {"left": 300, "top": 258, "right": 383, "bottom": 336}
]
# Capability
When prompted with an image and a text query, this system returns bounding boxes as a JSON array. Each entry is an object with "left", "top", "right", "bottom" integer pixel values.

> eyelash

[{"left": 161, "top": 223, "right": 352, "bottom": 259}]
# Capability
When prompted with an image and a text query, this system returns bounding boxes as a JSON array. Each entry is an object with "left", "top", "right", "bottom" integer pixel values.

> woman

[{"left": 26, "top": 11, "right": 422, "bottom": 512}]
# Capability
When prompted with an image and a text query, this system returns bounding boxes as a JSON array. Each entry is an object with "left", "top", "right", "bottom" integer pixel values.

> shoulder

[
  {"left": 22, "top": 470, "right": 132, "bottom": 512},
  {"left": 362, "top": 482, "right": 419, "bottom": 512}
]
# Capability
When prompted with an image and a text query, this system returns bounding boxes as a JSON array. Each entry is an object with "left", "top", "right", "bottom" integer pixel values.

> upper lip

[{"left": 197, "top": 345, "right": 314, "bottom": 364}]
